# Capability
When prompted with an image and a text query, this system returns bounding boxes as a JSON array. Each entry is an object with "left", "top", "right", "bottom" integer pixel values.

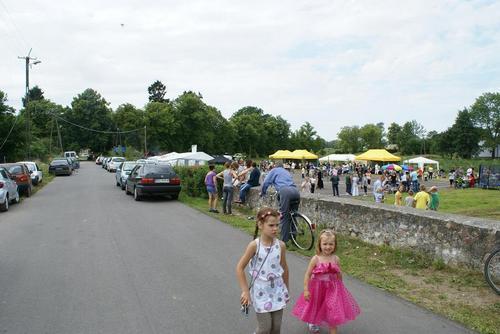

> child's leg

[
  {"left": 270, "top": 309, "right": 283, "bottom": 334},
  {"left": 255, "top": 312, "right": 272, "bottom": 334},
  {"left": 329, "top": 326, "right": 337, "bottom": 334}
]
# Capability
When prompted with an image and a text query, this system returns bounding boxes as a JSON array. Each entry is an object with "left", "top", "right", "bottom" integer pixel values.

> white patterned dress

[{"left": 248, "top": 238, "right": 289, "bottom": 313}]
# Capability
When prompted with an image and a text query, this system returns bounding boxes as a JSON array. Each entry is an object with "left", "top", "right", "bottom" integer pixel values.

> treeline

[
  {"left": 335, "top": 93, "right": 499, "bottom": 158},
  {"left": 0, "top": 81, "right": 498, "bottom": 161},
  {"left": 0, "top": 81, "right": 326, "bottom": 161}
]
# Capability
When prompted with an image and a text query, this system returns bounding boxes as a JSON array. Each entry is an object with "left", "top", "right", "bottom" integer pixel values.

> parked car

[
  {"left": 48, "top": 159, "right": 72, "bottom": 176},
  {"left": 64, "top": 151, "right": 78, "bottom": 160},
  {"left": 0, "top": 167, "right": 20, "bottom": 211},
  {"left": 96, "top": 156, "right": 105, "bottom": 165},
  {"left": 18, "top": 161, "right": 43, "bottom": 185},
  {"left": 125, "top": 163, "right": 181, "bottom": 201},
  {"left": 102, "top": 157, "right": 112, "bottom": 169},
  {"left": 0, "top": 163, "right": 33, "bottom": 197},
  {"left": 115, "top": 161, "right": 139, "bottom": 190},
  {"left": 107, "top": 157, "right": 125, "bottom": 172},
  {"left": 69, "top": 157, "right": 80, "bottom": 169}
]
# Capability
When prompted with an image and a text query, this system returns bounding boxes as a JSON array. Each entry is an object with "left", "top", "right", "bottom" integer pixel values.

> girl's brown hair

[
  {"left": 231, "top": 161, "right": 239, "bottom": 170},
  {"left": 224, "top": 162, "right": 230, "bottom": 168},
  {"left": 316, "top": 229, "right": 337, "bottom": 255},
  {"left": 253, "top": 207, "right": 280, "bottom": 239}
]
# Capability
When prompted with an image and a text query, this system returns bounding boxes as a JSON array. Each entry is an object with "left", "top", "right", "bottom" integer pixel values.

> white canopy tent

[
  {"left": 403, "top": 156, "right": 440, "bottom": 170},
  {"left": 156, "top": 151, "right": 214, "bottom": 166},
  {"left": 319, "top": 154, "right": 356, "bottom": 162}
]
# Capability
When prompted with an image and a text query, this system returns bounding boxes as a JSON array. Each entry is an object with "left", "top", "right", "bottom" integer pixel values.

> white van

[{"left": 64, "top": 151, "right": 78, "bottom": 159}]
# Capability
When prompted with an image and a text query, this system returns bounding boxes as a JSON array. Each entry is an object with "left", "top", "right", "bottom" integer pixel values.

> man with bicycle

[{"left": 260, "top": 162, "right": 300, "bottom": 243}]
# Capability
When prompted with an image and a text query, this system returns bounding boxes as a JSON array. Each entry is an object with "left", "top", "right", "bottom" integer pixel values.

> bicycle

[
  {"left": 266, "top": 191, "right": 316, "bottom": 251},
  {"left": 484, "top": 246, "right": 500, "bottom": 295}
]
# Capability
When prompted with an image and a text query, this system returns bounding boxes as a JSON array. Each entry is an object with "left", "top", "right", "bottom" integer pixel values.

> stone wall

[{"left": 244, "top": 188, "right": 499, "bottom": 270}]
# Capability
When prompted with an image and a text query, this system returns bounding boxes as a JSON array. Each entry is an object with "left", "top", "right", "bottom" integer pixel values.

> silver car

[
  {"left": 115, "top": 161, "right": 139, "bottom": 190},
  {"left": 107, "top": 157, "right": 125, "bottom": 172},
  {"left": 0, "top": 167, "right": 20, "bottom": 212},
  {"left": 18, "top": 161, "right": 43, "bottom": 185}
]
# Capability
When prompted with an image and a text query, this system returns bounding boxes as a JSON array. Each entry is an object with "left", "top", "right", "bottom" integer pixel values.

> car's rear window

[
  {"left": 52, "top": 160, "right": 68, "bottom": 166},
  {"left": 143, "top": 164, "right": 174, "bottom": 174},
  {"left": 112, "top": 157, "right": 125, "bottom": 162},
  {"left": 8, "top": 166, "right": 23, "bottom": 174},
  {"left": 0, "top": 169, "right": 8, "bottom": 179},
  {"left": 122, "top": 163, "right": 136, "bottom": 171}
]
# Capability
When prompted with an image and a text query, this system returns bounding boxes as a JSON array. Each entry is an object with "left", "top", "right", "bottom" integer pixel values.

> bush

[{"left": 174, "top": 165, "right": 224, "bottom": 198}]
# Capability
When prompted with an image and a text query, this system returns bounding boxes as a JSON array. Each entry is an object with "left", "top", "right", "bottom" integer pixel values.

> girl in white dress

[
  {"left": 236, "top": 208, "right": 290, "bottom": 334},
  {"left": 351, "top": 174, "right": 359, "bottom": 196}
]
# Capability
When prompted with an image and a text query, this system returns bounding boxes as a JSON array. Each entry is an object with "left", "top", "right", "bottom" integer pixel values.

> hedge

[{"left": 174, "top": 165, "right": 225, "bottom": 198}]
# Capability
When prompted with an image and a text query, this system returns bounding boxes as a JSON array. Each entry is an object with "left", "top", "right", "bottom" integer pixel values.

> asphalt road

[{"left": 0, "top": 162, "right": 476, "bottom": 334}]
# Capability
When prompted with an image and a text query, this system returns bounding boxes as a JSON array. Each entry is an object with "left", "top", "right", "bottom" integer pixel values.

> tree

[
  {"left": 113, "top": 103, "right": 145, "bottom": 151},
  {"left": 65, "top": 89, "right": 114, "bottom": 153},
  {"left": 448, "top": 109, "right": 480, "bottom": 158},
  {"left": 22, "top": 85, "right": 44, "bottom": 107},
  {"left": 336, "top": 126, "right": 362, "bottom": 153},
  {"left": 399, "top": 120, "right": 425, "bottom": 155},
  {"left": 0, "top": 90, "right": 25, "bottom": 161},
  {"left": 290, "top": 122, "right": 323, "bottom": 152},
  {"left": 148, "top": 80, "right": 168, "bottom": 103},
  {"left": 144, "top": 102, "right": 178, "bottom": 152},
  {"left": 229, "top": 106, "right": 266, "bottom": 156},
  {"left": 387, "top": 122, "right": 402, "bottom": 146},
  {"left": 470, "top": 92, "right": 500, "bottom": 158},
  {"left": 360, "top": 124, "right": 384, "bottom": 150}
]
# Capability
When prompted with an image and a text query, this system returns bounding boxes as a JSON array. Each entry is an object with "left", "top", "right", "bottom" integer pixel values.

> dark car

[
  {"left": 125, "top": 163, "right": 181, "bottom": 201},
  {"left": 49, "top": 159, "right": 72, "bottom": 176},
  {"left": 0, "top": 163, "right": 33, "bottom": 197}
]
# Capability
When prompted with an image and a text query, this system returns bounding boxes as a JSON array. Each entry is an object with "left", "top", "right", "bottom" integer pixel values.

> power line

[
  {"left": 52, "top": 113, "right": 143, "bottom": 134},
  {"left": 0, "top": 116, "right": 18, "bottom": 151}
]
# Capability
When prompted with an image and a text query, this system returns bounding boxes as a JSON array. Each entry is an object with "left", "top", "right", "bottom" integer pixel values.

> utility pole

[
  {"left": 18, "top": 48, "right": 41, "bottom": 160},
  {"left": 144, "top": 125, "right": 147, "bottom": 157},
  {"left": 55, "top": 118, "right": 63, "bottom": 154}
]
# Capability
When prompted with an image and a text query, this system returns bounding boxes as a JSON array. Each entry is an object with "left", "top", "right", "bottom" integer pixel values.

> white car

[
  {"left": 0, "top": 167, "right": 20, "bottom": 212},
  {"left": 107, "top": 157, "right": 126, "bottom": 172},
  {"left": 18, "top": 161, "right": 43, "bottom": 185}
]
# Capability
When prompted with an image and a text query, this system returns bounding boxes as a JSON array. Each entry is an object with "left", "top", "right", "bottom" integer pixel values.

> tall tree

[
  {"left": 113, "top": 103, "right": 145, "bottom": 151},
  {"left": 448, "top": 108, "right": 480, "bottom": 158},
  {"left": 387, "top": 122, "right": 402, "bottom": 146},
  {"left": 470, "top": 92, "right": 500, "bottom": 158},
  {"left": 336, "top": 126, "right": 362, "bottom": 153},
  {"left": 65, "top": 89, "right": 114, "bottom": 153},
  {"left": 148, "top": 80, "right": 168, "bottom": 103},
  {"left": 0, "top": 91, "right": 25, "bottom": 161},
  {"left": 360, "top": 123, "right": 384, "bottom": 150},
  {"left": 22, "top": 85, "right": 45, "bottom": 107}
]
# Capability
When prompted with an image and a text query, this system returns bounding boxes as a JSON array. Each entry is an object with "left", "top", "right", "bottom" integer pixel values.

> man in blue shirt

[
  {"left": 260, "top": 162, "right": 300, "bottom": 242},
  {"left": 237, "top": 162, "right": 261, "bottom": 204}
]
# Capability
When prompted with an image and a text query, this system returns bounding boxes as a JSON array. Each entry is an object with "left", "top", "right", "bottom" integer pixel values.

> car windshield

[
  {"left": 0, "top": 169, "right": 8, "bottom": 180},
  {"left": 112, "top": 157, "right": 125, "bottom": 162},
  {"left": 52, "top": 160, "right": 68, "bottom": 166},
  {"left": 23, "top": 163, "right": 36, "bottom": 171},
  {"left": 7, "top": 166, "right": 23, "bottom": 174}
]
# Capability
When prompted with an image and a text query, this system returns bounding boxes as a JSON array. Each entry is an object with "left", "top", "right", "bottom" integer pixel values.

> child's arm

[
  {"left": 215, "top": 171, "right": 224, "bottom": 179},
  {"left": 334, "top": 255, "right": 342, "bottom": 280},
  {"left": 303, "top": 256, "right": 318, "bottom": 301},
  {"left": 235, "top": 240, "right": 257, "bottom": 306},
  {"left": 279, "top": 241, "right": 289, "bottom": 296}
]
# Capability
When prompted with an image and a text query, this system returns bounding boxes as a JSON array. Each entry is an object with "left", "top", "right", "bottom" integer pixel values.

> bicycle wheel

[
  {"left": 484, "top": 247, "right": 500, "bottom": 295},
  {"left": 290, "top": 212, "right": 315, "bottom": 251}
]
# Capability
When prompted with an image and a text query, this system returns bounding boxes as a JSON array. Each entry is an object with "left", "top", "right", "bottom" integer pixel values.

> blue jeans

[{"left": 239, "top": 183, "right": 252, "bottom": 203}]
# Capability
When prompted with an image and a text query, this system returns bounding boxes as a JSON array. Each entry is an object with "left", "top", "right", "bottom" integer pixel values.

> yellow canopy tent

[
  {"left": 290, "top": 149, "right": 318, "bottom": 160},
  {"left": 355, "top": 149, "right": 401, "bottom": 162},
  {"left": 269, "top": 150, "right": 294, "bottom": 159}
]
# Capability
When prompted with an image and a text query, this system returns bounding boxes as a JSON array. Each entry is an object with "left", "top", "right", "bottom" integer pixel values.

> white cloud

[{"left": 1, "top": 0, "right": 499, "bottom": 141}]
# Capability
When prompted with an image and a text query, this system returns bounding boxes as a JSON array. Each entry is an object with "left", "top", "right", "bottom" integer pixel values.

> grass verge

[
  {"left": 180, "top": 193, "right": 500, "bottom": 334},
  {"left": 31, "top": 162, "right": 55, "bottom": 196},
  {"left": 358, "top": 188, "right": 500, "bottom": 221}
]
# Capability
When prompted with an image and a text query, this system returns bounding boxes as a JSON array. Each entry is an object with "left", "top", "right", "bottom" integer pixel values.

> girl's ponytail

[{"left": 253, "top": 221, "right": 259, "bottom": 240}]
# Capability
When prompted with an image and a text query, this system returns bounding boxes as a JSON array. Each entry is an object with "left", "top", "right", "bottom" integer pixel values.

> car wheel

[
  {"left": 116, "top": 181, "right": 120, "bottom": 187},
  {"left": 125, "top": 183, "right": 131, "bottom": 195},
  {"left": 13, "top": 191, "right": 20, "bottom": 204},
  {"left": 0, "top": 196, "right": 8, "bottom": 212},
  {"left": 26, "top": 186, "right": 32, "bottom": 197},
  {"left": 121, "top": 184, "right": 126, "bottom": 191},
  {"left": 171, "top": 193, "right": 179, "bottom": 200},
  {"left": 134, "top": 187, "right": 141, "bottom": 201}
]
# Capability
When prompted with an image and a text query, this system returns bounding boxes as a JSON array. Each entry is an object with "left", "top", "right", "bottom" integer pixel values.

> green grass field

[{"left": 358, "top": 188, "right": 500, "bottom": 220}]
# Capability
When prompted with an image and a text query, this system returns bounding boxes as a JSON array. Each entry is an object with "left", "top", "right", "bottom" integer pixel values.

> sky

[{"left": 1, "top": 0, "right": 499, "bottom": 141}]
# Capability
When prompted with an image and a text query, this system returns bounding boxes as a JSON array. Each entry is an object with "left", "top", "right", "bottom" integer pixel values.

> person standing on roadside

[
  {"left": 345, "top": 173, "right": 352, "bottom": 196},
  {"left": 261, "top": 162, "right": 300, "bottom": 243},
  {"left": 205, "top": 165, "right": 219, "bottom": 213},
  {"left": 216, "top": 162, "right": 238, "bottom": 215}
]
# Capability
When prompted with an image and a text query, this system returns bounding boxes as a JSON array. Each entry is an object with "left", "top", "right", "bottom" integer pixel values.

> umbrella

[
  {"left": 402, "top": 165, "right": 413, "bottom": 171},
  {"left": 382, "top": 164, "right": 402, "bottom": 171}
]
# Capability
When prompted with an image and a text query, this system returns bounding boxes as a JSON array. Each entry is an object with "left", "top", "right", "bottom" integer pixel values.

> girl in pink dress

[{"left": 292, "top": 230, "right": 360, "bottom": 334}]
